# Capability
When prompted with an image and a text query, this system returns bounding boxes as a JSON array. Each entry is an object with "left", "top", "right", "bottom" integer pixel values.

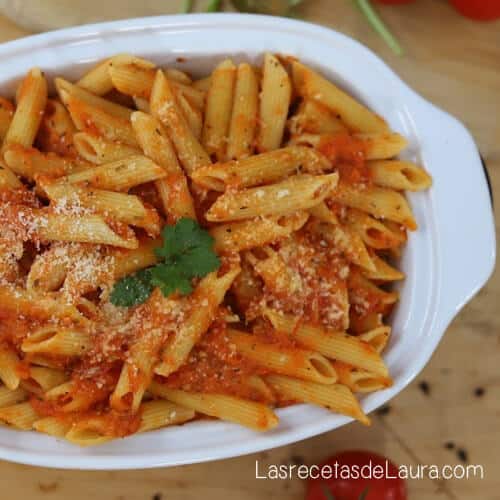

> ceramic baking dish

[{"left": 0, "top": 13, "right": 495, "bottom": 469}]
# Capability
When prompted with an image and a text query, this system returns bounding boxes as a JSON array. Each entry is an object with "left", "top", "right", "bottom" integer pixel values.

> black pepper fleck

[
  {"left": 444, "top": 442, "right": 455, "bottom": 450},
  {"left": 152, "top": 494, "right": 162, "bottom": 500},
  {"left": 474, "top": 387, "right": 485, "bottom": 398},
  {"left": 457, "top": 448, "right": 468, "bottom": 463},
  {"left": 418, "top": 380, "right": 430, "bottom": 396}
]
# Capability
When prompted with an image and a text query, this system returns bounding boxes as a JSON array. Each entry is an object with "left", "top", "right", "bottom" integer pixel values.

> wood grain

[{"left": 0, "top": 1, "right": 498, "bottom": 498}]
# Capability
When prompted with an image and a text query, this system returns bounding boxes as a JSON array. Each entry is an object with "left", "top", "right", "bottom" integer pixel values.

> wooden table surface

[{"left": 0, "top": 1, "right": 498, "bottom": 499}]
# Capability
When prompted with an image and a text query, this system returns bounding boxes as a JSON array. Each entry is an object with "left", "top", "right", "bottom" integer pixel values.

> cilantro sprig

[{"left": 110, "top": 218, "right": 220, "bottom": 307}]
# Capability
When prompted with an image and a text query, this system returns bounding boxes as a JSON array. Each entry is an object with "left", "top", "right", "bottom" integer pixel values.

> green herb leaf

[
  {"left": 206, "top": 0, "right": 222, "bottom": 12},
  {"left": 359, "top": 487, "right": 370, "bottom": 500},
  {"left": 355, "top": 0, "right": 404, "bottom": 56},
  {"left": 320, "top": 484, "right": 336, "bottom": 500},
  {"left": 180, "top": 0, "right": 193, "bottom": 13},
  {"left": 110, "top": 218, "right": 220, "bottom": 307},
  {"left": 110, "top": 268, "right": 153, "bottom": 307}
]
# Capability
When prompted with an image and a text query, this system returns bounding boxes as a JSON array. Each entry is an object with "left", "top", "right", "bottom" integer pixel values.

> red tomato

[
  {"left": 449, "top": 0, "right": 500, "bottom": 21},
  {"left": 306, "top": 450, "right": 407, "bottom": 500}
]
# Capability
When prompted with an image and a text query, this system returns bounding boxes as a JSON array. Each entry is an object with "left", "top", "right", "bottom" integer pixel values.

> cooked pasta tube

[
  {"left": 330, "top": 181, "right": 417, "bottom": 230},
  {"left": 150, "top": 70, "right": 211, "bottom": 174},
  {"left": 264, "top": 309, "right": 388, "bottom": 377},
  {"left": 45, "top": 381, "right": 106, "bottom": 413},
  {"left": 149, "top": 382, "right": 279, "bottom": 432},
  {"left": 73, "top": 132, "right": 140, "bottom": 164},
  {"left": 0, "top": 165, "right": 22, "bottom": 189},
  {"left": 227, "top": 329, "right": 337, "bottom": 384},
  {"left": 360, "top": 252, "right": 405, "bottom": 281},
  {"left": 0, "top": 285, "right": 87, "bottom": 325},
  {"left": 2, "top": 68, "right": 48, "bottom": 150},
  {"left": 288, "top": 99, "right": 347, "bottom": 135},
  {"left": 3, "top": 144, "right": 91, "bottom": 179},
  {"left": 0, "top": 386, "right": 27, "bottom": 408},
  {"left": 131, "top": 111, "right": 196, "bottom": 220},
  {"left": 64, "top": 419, "right": 113, "bottom": 446},
  {"left": 21, "top": 327, "right": 91, "bottom": 357},
  {"left": 265, "top": 374, "right": 370, "bottom": 425},
  {"left": 227, "top": 63, "right": 259, "bottom": 160},
  {"left": 0, "top": 401, "right": 39, "bottom": 430},
  {"left": 331, "top": 361, "right": 392, "bottom": 393},
  {"left": 176, "top": 91, "right": 203, "bottom": 140},
  {"left": 111, "top": 238, "right": 161, "bottom": 280},
  {"left": 202, "top": 59, "right": 236, "bottom": 161},
  {"left": 309, "top": 201, "right": 339, "bottom": 225},
  {"left": 109, "top": 61, "right": 204, "bottom": 107},
  {"left": 358, "top": 326, "right": 391, "bottom": 354},
  {"left": 76, "top": 58, "right": 114, "bottom": 95},
  {"left": 292, "top": 61, "right": 388, "bottom": 133},
  {"left": 138, "top": 400, "right": 195, "bottom": 433},
  {"left": 344, "top": 209, "right": 406, "bottom": 249},
  {"left": 55, "top": 155, "right": 166, "bottom": 191},
  {"left": 55, "top": 78, "right": 132, "bottom": 120},
  {"left": 37, "top": 99, "right": 78, "bottom": 157},
  {"left": 33, "top": 416, "right": 72, "bottom": 438},
  {"left": 155, "top": 265, "right": 240, "bottom": 376},
  {"left": 348, "top": 269, "right": 399, "bottom": 313},
  {"left": 59, "top": 91, "right": 138, "bottom": 147},
  {"left": 257, "top": 53, "right": 292, "bottom": 152},
  {"left": 309, "top": 219, "right": 375, "bottom": 272},
  {"left": 21, "top": 367, "right": 68, "bottom": 394},
  {"left": 34, "top": 211, "right": 138, "bottom": 249},
  {"left": 0, "top": 344, "right": 21, "bottom": 390},
  {"left": 368, "top": 160, "right": 432, "bottom": 191},
  {"left": 0, "top": 97, "right": 14, "bottom": 142},
  {"left": 42, "top": 182, "right": 161, "bottom": 235},
  {"left": 211, "top": 212, "right": 309, "bottom": 253},
  {"left": 192, "top": 146, "right": 330, "bottom": 191},
  {"left": 206, "top": 173, "right": 338, "bottom": 222}
]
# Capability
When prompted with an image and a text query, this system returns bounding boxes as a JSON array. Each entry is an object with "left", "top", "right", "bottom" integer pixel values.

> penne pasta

[
  {"left": 344, "top": 208, "right": 407, "bottom": 249},
  {"left": 155, "top": 265, "right": 240, "bottom": 376},
  {"left": 292, "top": 61, "right": 388, "bottom": 133},
  {"left": 192, "top": 146, "right": 330, "bottom": 191},
  {"left": 55, "top": 155, "right": 166, "bottom": 191},
  {"left": 149, "top": 382, "right": 279, "bottom": 432},
  {"left": 0, "top": 97, "right": 14, "bottom": 142},
  {"left": 21, "top": 327, "right": 91, "bottom": 357},
  {"left": 205, "top": 173, "right": 338, "bottom": 222},
  {"left": 265, "top": 374, "right": 370, "bottom": 425},
  {"left": 0, "top": 345, "right": 21, "bottom": 390},
  {"left": 368, "top": 160, "right": 432, "bottom": 191},
  {"left": 257, "top": 53, "right": 292, "bottom": 153},
  {"left": 42, "top": 181, "right": 161, "bottom": 235},
  {"left": 264, "top": 309, "right": 389, "bottom": 377},
  {"left": 331, "top": 361, "right": 392, "bottom": 393},
  {"left": 3, "top": 144, "right": 91, "bottom": 179},
  {"left": 2, "top": 68, "right": 48, "bottom": 150},
  {"left": 227, "top": 329, "right": 337, "bottom": 384},
  {"left": 150, "top": 70, "right": 211, "bottom": 174},
  {"left": 212, "top": 212, "right": 309, "bottom": 253},
  {"left": 0, "top": 386, "right": 27, "bottom": 408},
  {"left": 77, "top": 58, "right": 114, "bottom": 95},
  {"left": 358, "top": 326, "right": 391, "bottom": 354},
  {"left": 0, "top": 402, "right": 39, "bottom": 430},
  {"left": 131, "top": 111, "right": 196, "bottom": 220},
  {"left": 202, "top": 59, "right": 236, "bottom": 161},
  {"left": 330, "top": 181, "right": 417, "bottom": 230},
  {"left": 227, "top": 63, "right": 259, "bottom": 160},
  {"left": 288, "top": 99, "right": 347, "bottom": 135},
  {"left": 73, "top": 132, "right": 140, "bottom": 164}
]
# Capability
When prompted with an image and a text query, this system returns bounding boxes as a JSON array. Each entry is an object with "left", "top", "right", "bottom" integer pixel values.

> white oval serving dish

[{"left": 0, "top": 13, "right": 495, "bottom": 470}]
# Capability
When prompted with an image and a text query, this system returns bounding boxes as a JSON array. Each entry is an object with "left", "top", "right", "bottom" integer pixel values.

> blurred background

[{"left": 0, "top": 1, "right": 498, "bottom": 499}]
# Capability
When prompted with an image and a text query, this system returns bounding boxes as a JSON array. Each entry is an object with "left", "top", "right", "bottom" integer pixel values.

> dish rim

[{"left": 0, "top": 13, "right": 495, "bottom": 469}]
